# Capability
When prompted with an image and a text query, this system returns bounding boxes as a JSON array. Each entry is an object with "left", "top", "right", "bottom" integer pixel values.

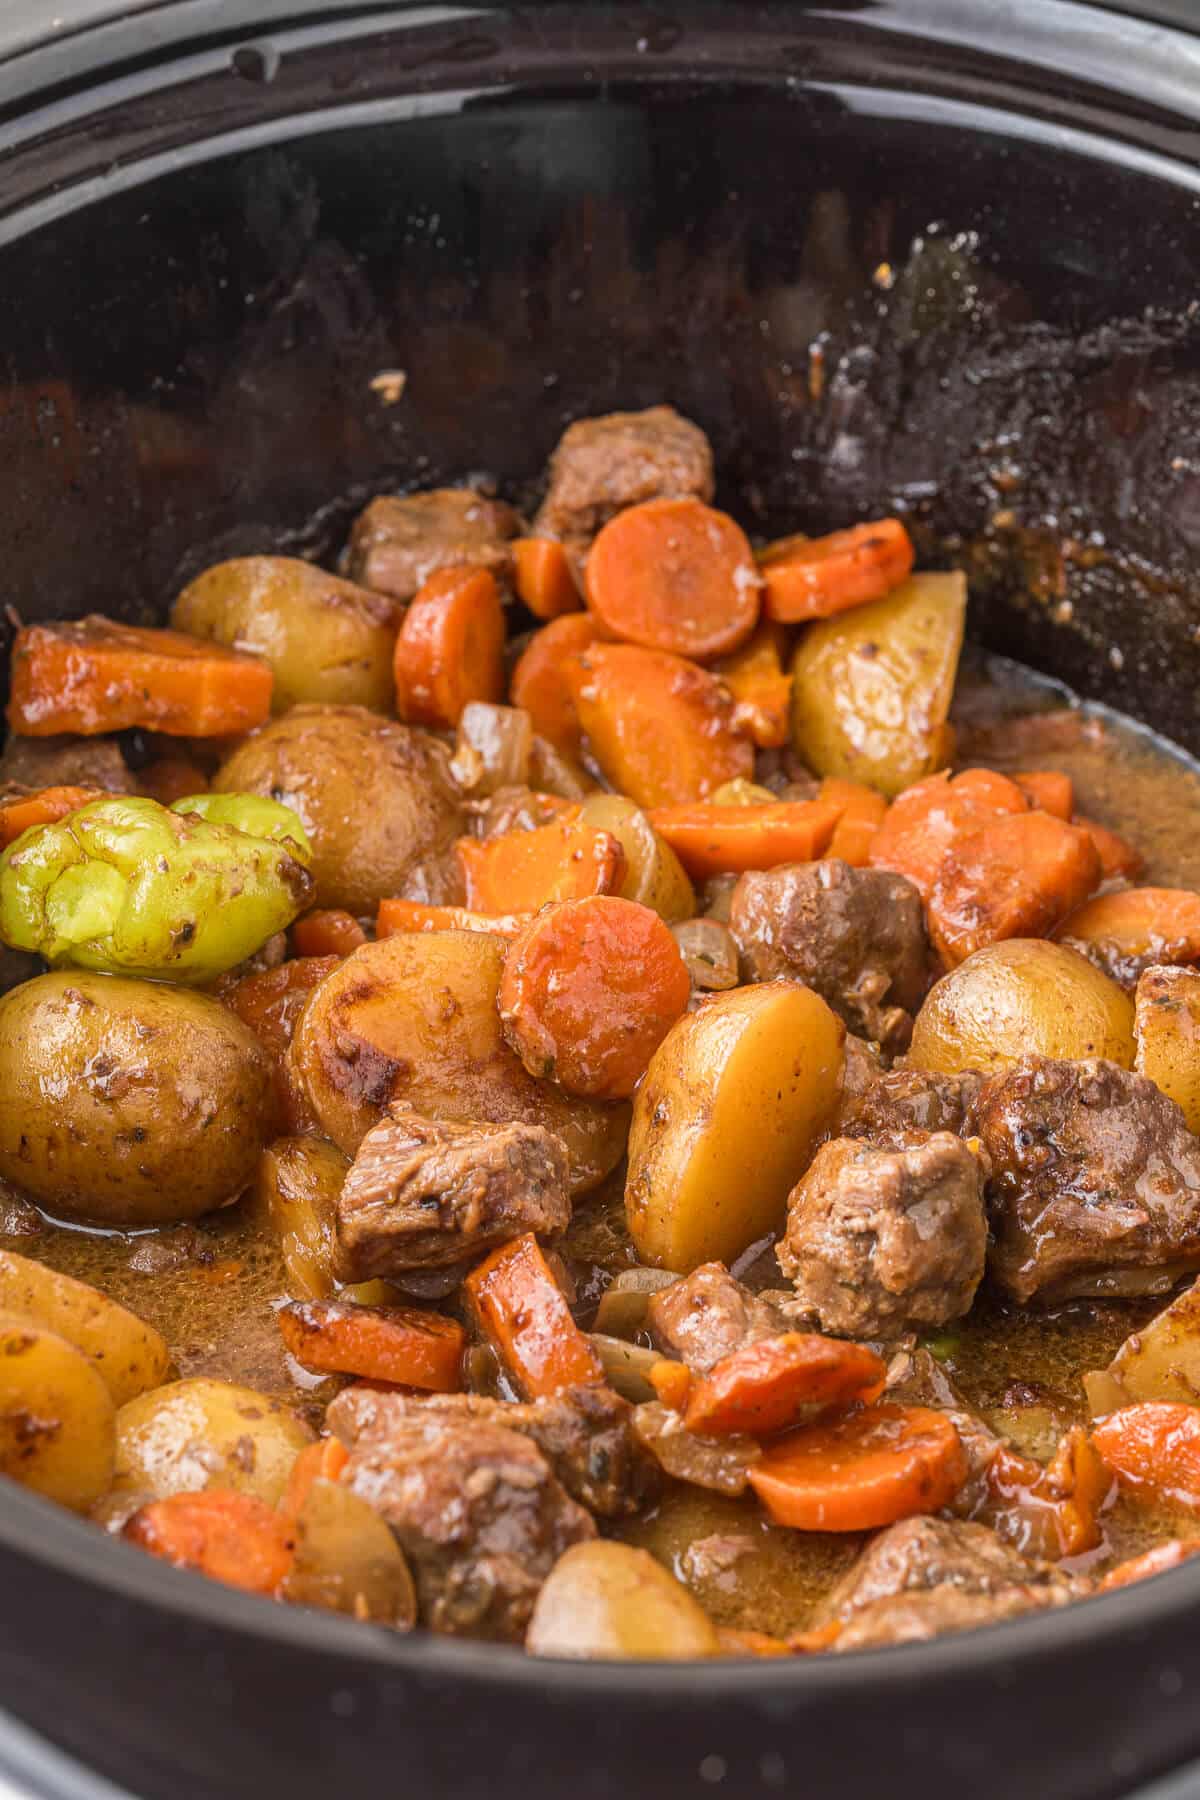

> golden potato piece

[
  {"left": 1103, "top": 1277, "right": 1200, "bottom": 1408},
  {"left": 0, "top": 1311, "right": 115, "bottom": 1512},
  {"left": 791, "top": 572, "right": 966, "bottom": 797},
  {"left": 1135, "top": 965, "right": 1200, "bottom": 1133},
  {"left": 908, "top": 939, "right": 1135, "bottom": 1077},
  {"left": 527, "top": 1541, "right": 720, "bottom": 1659},
  {"left": 114, "top": 1377, "right": 313, "bottom": 1506},
  {"left": 625, "top": 981, "right": 844, "bottom": 1270},
  {"left": 0, "top": 1251, "right": 169, "bottom": 1406},
  {"left": 288, "top": 932, "right": 628, "bottom": 1195},
  {"left": 0, "top": 972, "right": 274, "bottom": 1227},
  {"left": 253, "top": 1136, "right": 391, "bottom": 1304},
  {"left": 172, "top": 556, "right": 402, "bottom": 714},
  {"left": 214, "top": 705, "right": 465, "bottom": 913}
]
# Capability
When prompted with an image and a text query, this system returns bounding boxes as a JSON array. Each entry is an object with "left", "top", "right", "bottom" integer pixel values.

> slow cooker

[{"left": 3, "top": 2, "right": 1200, "bottom": 1795}]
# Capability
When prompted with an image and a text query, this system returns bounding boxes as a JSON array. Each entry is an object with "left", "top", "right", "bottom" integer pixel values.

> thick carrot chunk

[
  {"left": 711, "top": 619, "right": 793, "bottom": 750},
  {"left": 819, "top": 779, "right": 889, "bottom": 867},
  {"left": 292, "top": 910, "right": 367, "bottom": 958},
  {"left": 464, "top": 1232, "right": 604, "bottom": 1399},
  {"left": 647, "top": 799, "right": 842, "bottom": 880},
  {"left": 123, "top": 1490, "right": 295, "bottom": 1595},
  {"left": 684, "top": 1334, "right": 886, "bottom": 1438},
  {"left": 759, "top": 519, "right": 913, "bottom": 623},
  {"left": 869, "top": 768, "right": 1028, "bottom": 899},
  {"left": 928, "top": 810, "right": 1101, "bottom": 965},
  {"left": 456, "top": 818, "right": 625, "bottom": 914},
  {"left": 511, "top": 537, "right": 582, "bottom": 620},
  {"left": 393, "top": 565, "right": 505, "bottom": 728},
  {"left": 278, "top": 1298, "right": 465, "bottom": 1392},
  {"left": 1093, "top": 1403, "right": 1200, "bottom": 1511},
  {"left": 0, "top": 784, "right": 103, "bottom": 849}
]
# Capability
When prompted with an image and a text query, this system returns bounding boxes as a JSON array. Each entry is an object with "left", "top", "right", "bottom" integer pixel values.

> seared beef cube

[
  {"left": 730, "top": 859, "right": 928, "bottom": 1052},
  {"left": 778, "top": 1133, "right": 987, "bottom": 1337},
  {"left": 336, "top": 1109, "right": 571, "bottom": 1278},
  {"left": 818, "top": 1515, "right": 1088, "bottom": 1652},
  {"left": 345, "top": 488, "right": 520, "bottom": 601},
  {"left": 646, "top": 1263, "right": 790, "bottom": 1376},
  {"left": 326, "top": 1389, "right": 593, "bottom": 1641},
  {"left": 837, "top": 1064, "right": 982, "bottom": 1141},
  {"left": 533, "top": 406, "right": 713, "bottom": 552},
  {"left": 330, "top": 1383, "right": 655, "bottom": 1521},
  {"left": 0, "top": 733, "right": 133, "bottom": 793},
  {"left": 972, "top": 1057, "right": 1200, "bottom": 1302}
]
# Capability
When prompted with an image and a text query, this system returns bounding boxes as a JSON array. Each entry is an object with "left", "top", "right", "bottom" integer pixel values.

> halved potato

[
  {"left": 1102, "top": 1277, "right": 1200, "bottom": 1408},
  {"left": 526, "top": 1541, "right": 720, "bottom": 1659},
  {"left": 114, "top": 1377, "right": 313, "bottom": 1506},
  {"left": 1135, "top": 965, "right": 1200, "bottom": 1132},
  {"left": 0, "top": 1311, "right": 115, "bottom": 1511},
  {"left": 0, "top": 1250, "right": 170, "bottom": 1406},
  {"left": 625, "top": 981, "right": 844, "bottom": 1270}
]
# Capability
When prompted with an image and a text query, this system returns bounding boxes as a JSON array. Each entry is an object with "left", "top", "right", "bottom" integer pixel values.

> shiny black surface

[{"left": 2, "top": 4, "right": 1200, "bottom": 1798}]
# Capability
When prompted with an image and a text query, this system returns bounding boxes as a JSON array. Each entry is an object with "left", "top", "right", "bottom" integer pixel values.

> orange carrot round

[
  {"left": 278, "top": 1298, "right": 466, "bottom": 1392},
  {"left": 684, "top": 1334, "right": 886, "bottom": 1439},
  {"left": 585, "top": 496, "right": 761, "bottom": 659},
  {"left": 123, "top": 1490, "right": 295, "bottom": 1595},
  {"left": 292, "top": 909, "right": 367, "bottom": 958},
  {"left": 759, "top": 519, "right": 914, "bottom": 623},
  {"left": 869, "top": 767, "right": 1028, "bottom": 898},
  {"left": 747, "top": 1403, "right": 967, "bottom": 1531},
  {"left": 509, "top": 612, "right": 608, "bottom": 752},
  {"left": 1059, "top": 887, "right": 1200, "bottom": 967},
  {"left": 1093, "top": 1402, "right": 1200, "bottom": 1510},
  {"left": 393, "top": 564, "right": 505, "bottom": 728},
  {"left": 499, "top": 895, "right": 691, "bottom": 1099},
  {"left": 928, "top": 810, "right": 1101, "bottom": 966},
  {"left": 512, "top": 537, "right": 582, "bottom": 619}
]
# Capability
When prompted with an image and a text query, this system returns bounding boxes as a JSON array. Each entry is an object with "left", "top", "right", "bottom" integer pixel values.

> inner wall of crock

[{"left": 2, "top": 78, "right": 1200, "bottom": 744}]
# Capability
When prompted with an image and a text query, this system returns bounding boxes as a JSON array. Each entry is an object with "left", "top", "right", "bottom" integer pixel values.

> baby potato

[
  {"left": 527, "top": 1541, "right": 720, "bottom": 1659},
  {"left": 171, "top": 556, "right": 402, "bottom": 714},
  {"left": 114, "top": 1376, "right": 313, "bottom": 1506},
  {"left": 0, "top": 972, "right": 275, "bottom": 1227},
  {"left": 288, "top": 931, "right": 629, "bottom": 1195},
  {"left": 576, "top": 794, "right": 696, "bottom": 923},
  {"left": 0, "top": 1311, "right": 115, "bottom": 1511},
  {"left": 0, "top": 1250, "right": 169, "bottom": 1405},
  {"left": 908, "top": 938, "right": 1135, "bottom": 1077},
  {"left": 1135, "top": 965, "right": 1200, "bottom": 1133},
  {"left": 214, "top": 705, "right": 465, "bottom": 913},
  {"left": 625, "top": 981, "right": 844, "bottom": 1271},
  {"left": 1104, "top": 1277, "right": 1200, "bottom": 1407},
  {"left": 791, "top": 572, "right": 966, "bottom": 797}
]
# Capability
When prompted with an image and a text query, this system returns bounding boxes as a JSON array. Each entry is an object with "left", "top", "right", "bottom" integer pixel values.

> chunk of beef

[
  {"left": 836, "top": 1064, "right": 982, "bottom": 1141},
  {"left": 330, "top": 1381, "right": 655, "bottom": 1519},
  {"left": 0, "top": 733, "right": 133, "bottom": 793},
  {"left": 971, "top": 1057, "right": 1200, "bottom": 1302},
  {"left": 345, "top": 488, "right": 520, "bottom": 602},
  {"left": 646, "top": 1263, "right": 791, "bottom": 1376},
  {"left": 533, "top": 406, "right": 713, "bottom": 552},
  {"left": 326, "top": 1388, "right": 594, "bottom": 1640},
  {"left": 336, "top": 1109, "right": 571, "bottom": 1278},
  {"left": 1060, "top": 932, "right": 1179, "bottom": 993},
  {"left": 779, "top": 1133, "right": 988, "bottom": 1337},
  {"left": 730, "top": 859, "right": 928, "bottom": 1052},
  {"left": 817, "top": 1515, "right": 1089, "bottom": 1652}
]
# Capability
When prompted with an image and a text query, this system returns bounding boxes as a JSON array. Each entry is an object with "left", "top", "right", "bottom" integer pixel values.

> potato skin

[
  {"left": 171, "top": 556, "right": 402, "bottom": 714},
  {"left": 625, "top": 981, "right": 845, "bottom": 1270},
  {"left": 527, "top": 1541, "right": 719, "bottom": 1659},
  {"left": 114, "top": 1376, "right": 313, "bottom": 1506},
  {"left": 214, "top": 705, "right": 465, "bottom": 913},
  {"left": 908, "top": 938, "right": 1135, "bottom": 1077},
  {"left": 288, "top": 931, "right": 629, "bottom": 1195},
  {"left": 0, "top": 1311, "right": 115, "bottom": 1511},
  {"left": 0, "top": 972, "right": 275, "bottom": 1226},
  {"left": 1135, "top": 965, "right": 1200, "bottom": 1133},
  {"left": 0, "top": 1250, "right": 170, "bottom": 1405}
]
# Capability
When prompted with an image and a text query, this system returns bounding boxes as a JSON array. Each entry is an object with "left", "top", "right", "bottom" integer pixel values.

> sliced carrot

[
  {"left": 717, "top": 1627, "right": 794, "bottom": 1658},
  {"left": 711, "top": 619, "right": 793, "bottom": 750},
  {"left": 498, "top": 895, "right": 691, "bottom": 1099},
  {"left": 868, "top": 767, "right": 1029, "bottom": 898},
  {"left": 511, "top": 537, "right": 582, "bottom": 620},
  {"left": 281, "top": 1437, "right": 350, "bottom": 1524},
  {"left": 123, "top": 1490, "right": 295, "bottom": 1596},
  {"left": 1059, "top": 887, "right": 1200, "bottom": 968},
  {"left": 566, "top": 642, "right": 754, "bottom": 809},
  {"left": 456, "top": 818, "right": 626, "bottom": 915},
  {"left": 292, "top": 909, "right": 367, "bottom": 958},
  {"left": 1014, "top": 770, "right": 1073, "bottom": 821},
  {"left": 509, "top": 613, "right": 609, "bottom": 753},
  {"left": 464, "top": 1232, "right": 605, "bottom": 1400},
  {"left": 648, "top": 1360, "right": 693, "bottom": 1413},
  {"left": 1074, "top": 815, "right": 1144, "bottom": 882},
  {"left": 278, "top": 1298, "right": 465, "bottom": 1392},
  {"left": 684, "top": 1334, "right": 886, "bottom": 1439},
  {"left": 647, "top": 798, "right": 842, "bottom": 880},
  {"left": 928, "top": 810, "right": 1101, "bottom": 966},
  {"left": 585, "top": 496, "right": 760, "bottom": 660},
  {"left": 392, "top": 565, "right": 505, "bottom": 728},
  {"left": 759, "top": 519, "right": 914, "bottom": 623},
  {"left": 223, "top": 956, "right": 341, "bottom": 1059},
  {"left": 819, "top": 778, "right": 889, "bottom": 867},
  {"left": 7, "top": 616, "right": 273, "bottom": 738},
  {"left": 135, "top": 756, "right": 210, "bottom": 807},
  {"left": 1093, "top": 1402, "right": 1200, "bottom": 1510},
  {"left": 376, "top": 897, "right": 531, "bottom": 939},
  {"left": 747, "top": 1403, "right": 967, "bottom": 1532},
  {"left": 1100, "top": 1539, "right": 1200, "bottom": 1591},
  {"left": 0, "top": 784, "right": 103, "bottom": 849}
]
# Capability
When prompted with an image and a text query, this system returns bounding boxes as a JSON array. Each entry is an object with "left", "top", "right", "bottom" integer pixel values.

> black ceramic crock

[{"left": 3, "top": 4, "right": 1200, "bottom": 1796}]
